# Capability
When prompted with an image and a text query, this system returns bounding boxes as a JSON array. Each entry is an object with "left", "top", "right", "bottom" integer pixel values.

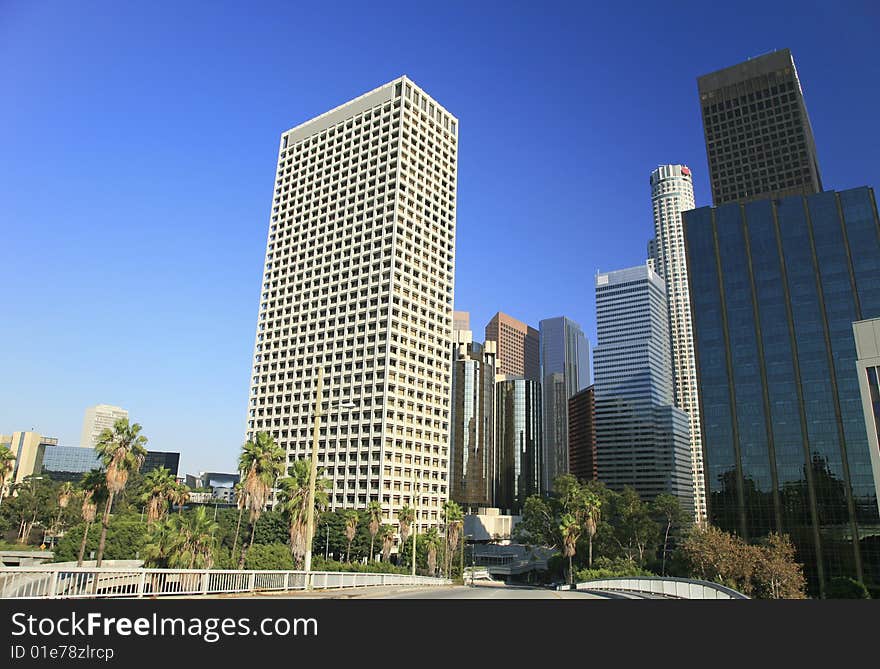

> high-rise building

[
  {"left": 539, "top": 316, "right": 589, "bottom": 491},
  {"left": 683, "top": 187, "right": 880, "bottom": 595},
  {"left": 485, "top": 312, "right": 540, "bottom": 382},
  {"left": 246, "top": 77, "right": 458, "bottom": 535},
  {"left": 568, "top": 385, "right": 596, "bottom": 482},
  {"left": 80, "top": 405, "right": 129, "bottom": 449},
  {"left": 495, "top": 375, "right": 542, "bottom": 513},
  {"left": 453, "top": 311, "right": 470, "bottom": 332},
  {"left": 648, "top": 164, "right": 705, "bottom": 522},
  {"left": 593, "top": 265, "right": 693, "bottom": 514},
  {"left": 854, "top": 318, "right": 880, "bottom": 516},
  {"left": 449, "top": 326, "right": 496, "bottom": 511},
  {"left": 698, "top": 48, "right": 822, "bottom": 205}
]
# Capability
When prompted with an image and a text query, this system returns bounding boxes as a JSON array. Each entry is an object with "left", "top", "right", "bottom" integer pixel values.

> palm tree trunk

[
  {"left": 239, "top": 520, "right": 257, "bottom": 569},
  {"left": 231, "top": 506, "right": 244, "bottom": 565},
  {"left": 370, "top": 537, "right": 374, "bottom": 563},
  {"left": 588, "top": 535, "right": 593, "bottom": 569},
  {"left": 95, "top": 492, "right": 115, "bottom": 567},
  {"left": 662, "top": 521, "right": 671, "bottom": 576},
  {"left": 77, "top": 521, "right": 92, "bottom": 566},
  {"left": 346, "top": 538, "right": 352, "bottom": 563},
  {"left": 568, "top": 555, "right": 573, "bottom": 585}
]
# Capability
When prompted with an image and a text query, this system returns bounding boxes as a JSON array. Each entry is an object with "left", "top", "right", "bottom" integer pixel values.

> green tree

[
  {"left": 244, "top": 543, "right": 296, "bottom": 570},
  {"left": 826, "top": 577, "right": 870, "bottom": 599},
  {"left": 140, "top": 467, "right": 175, "bottom": 526},
  {"left": 424, "top": 527, "right": 441, "bottom": 576},
  {"left": 169, "top": 482, "right": 190, "bottom": 515},
  {"left": 344, "top": 510, "right": 359, "bottom": 563},
  {"left": 380, "top": 524, "right": 395, "bottom": 563},
  {"left": 237, "top": 432, "right": 285, "bottom": 568},
  {"left": 610, "top": 487, "right": 659, "bottom": 565},
  {"left": 172, "top": 507, "right": 219, "bottom": 569},
  {"left": 77, "top": 470, "right": 106, "bottom": 565},
  {"left": 753, "top": 533, "right": 807, "bottom": 599},
  {"left": 513, "top": 495, "right": 557, "bottom": 547},
  {"left": 442, "top": 500, "right": 463, "bottom": 577},
  {"left": 397, "top": 504, "right": 414, "bottom": 563},
  {"left": 0, "top": 445, "right": 15, "bottom": 506},
  {"left": 276, "top": 460, "right": 329, "bottom": 567},
  {"left": 94, "top": 418, "right": 148, "bottom": 566},
  {"left": 650, "top": 493, "right": 689, "bottom": 575},
  {"left": 366, "top": 500, "right": 383, "bottom": 562},
  {"left": 560, "top": 513, "right": 581, "bottom": 585}
]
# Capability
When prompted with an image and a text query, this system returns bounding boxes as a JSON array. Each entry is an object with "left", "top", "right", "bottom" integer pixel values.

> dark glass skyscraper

[
  {"left": 495, "top": 376, "right": 542, "bottom": 514},
  {"left": 698, "top": 49, "right": 822, "bottom": 205},
  {"left": 684, "top": 187, "right": 880, "bottom": 595}
]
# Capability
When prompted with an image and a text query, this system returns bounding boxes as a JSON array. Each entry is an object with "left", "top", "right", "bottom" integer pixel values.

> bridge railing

[
  {"left": 0, "top": 567, "right": 451, "bottom": 599},
  {"left": 575, "top": 576, "right": 749, "bottom": 599}
]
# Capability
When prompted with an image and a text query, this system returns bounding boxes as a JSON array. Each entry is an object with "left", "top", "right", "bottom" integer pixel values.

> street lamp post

[{"left": 303, "top": 367, "right": 355, "bottom": 588}]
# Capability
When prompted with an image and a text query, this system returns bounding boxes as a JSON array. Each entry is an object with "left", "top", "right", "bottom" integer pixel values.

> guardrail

[
  {"left": 575, "top": 576, "right": 748, "bottom": 599},
  {"left": 0, "top": 568, "right": 451, "bottom": 599}
]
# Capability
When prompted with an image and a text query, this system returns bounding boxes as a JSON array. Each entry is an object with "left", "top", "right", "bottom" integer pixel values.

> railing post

[
  {"left": 137, "top": 572, "right": 147, "bottom": 598},
  {"left": 48, "top": 570, "right": 60, "bottom": 599},
  {"left": 248, "top": 572, "right": 256, "bottom": 593},
  {"left": 201, "top": 571, "right": 209, "bottom": 596}
]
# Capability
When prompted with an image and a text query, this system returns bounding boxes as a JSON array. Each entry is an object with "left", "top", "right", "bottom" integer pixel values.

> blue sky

[{"left": 1, "top": 1, "right": 878, "bottom": 475}]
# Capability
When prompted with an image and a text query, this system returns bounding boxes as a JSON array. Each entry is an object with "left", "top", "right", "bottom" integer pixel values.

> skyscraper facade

[
  {"left": 449, "top": 326, "right": 496, "bottom": 511},
  {"left": 495, "top": 375, "right": 542, "bottom": 513},
  {"left": 568, "top": 385, "right": 597, "bottom": 482},
  {"left": 594, "top": 265, "right": 694, "bottom": 514},
  {"left": 648, "top": 164, "right": 706, "bottom": 522},
  {"left": 539, "top": 316, "right": 589, "bottom": 491},
  {"left": 80, "top": 404, "right": 128, "bottom": 448},
  {"left": 683, "top": 187, "right": 880, "bottom": 595},
  {"left": 853, "top": 318, "right": 880, "bottom": 515},
  {"left": 485, "top": 312, "right": 540, "bottom": 382},
  {"left": 698, "top": 48, "right": 822, "bottom": 206},
  {"left": 246, "top": 76, "right": 458, "bottom": 534}
]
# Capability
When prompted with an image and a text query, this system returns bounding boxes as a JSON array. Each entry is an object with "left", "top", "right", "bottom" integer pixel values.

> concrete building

[
  {"left": 494, "top": 375, "right": 542, "bottom": 513},
  {"left": 568, "top": 385, "right": 597, "bottom": 482},
  {"left": 648, "top": 164, "right": 705, "bottom": 522},
  {"left": 854, "top": 318, "right": 880, "bottom": 518},
  {"left": 698, "top": 48, "right": 822, "bottom": 205},
  {"left": 593, "top": 265, "right": 693, "bottom": 515},
  {"left": 539, "top": 316, "right": 590, "bottom": 491},
  {"left": 485, "top": 312, "right": 540, "bottom": 382},
  {"left": 80, "top": 405, "right": 128, "bottom": 449},
  {"left": 245, "top": 77, "right": 458, "bottom": 534},
  {"left": 0, "top": 432, "right": 58, "bottom": 486},
  {"left": 449, "top": 324, "right": 496, "bottom": 511},
  {"left": 683, "top": 187, "right": 880, "bottom": 595},
  {"left": 463, "top": 507, "right": 521, "bottom": 542}
]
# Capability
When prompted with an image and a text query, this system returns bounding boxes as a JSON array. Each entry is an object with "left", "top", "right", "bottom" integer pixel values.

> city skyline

[{"left": 2, "top": 2, "right": 879, "bottom": 476}]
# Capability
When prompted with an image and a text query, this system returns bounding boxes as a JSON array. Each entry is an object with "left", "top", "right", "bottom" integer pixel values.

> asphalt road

[{"left": 366, "top": 584, "right": 614, "bottom": 599}]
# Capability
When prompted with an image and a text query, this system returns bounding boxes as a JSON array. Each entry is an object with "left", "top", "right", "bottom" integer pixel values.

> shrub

[
  {"left": 575, "top": 556, "right": 654, "bottom": 582},
  {"left": 826, "top": 577, "right": 870, "bottom": 599},
  {"left": 243, "top": 543, "right": 295, "bottom": 570}
]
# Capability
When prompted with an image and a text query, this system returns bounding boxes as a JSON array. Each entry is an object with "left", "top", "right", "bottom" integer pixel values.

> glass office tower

[
  {"left": 495, "top": 376, "right": 542, "bottom": 513},
  {"left": 539, "top": 316, "right": 590, "bottom": 492},
  {"left": 684, "top": 187, "right": 880, "bottom": 595}
]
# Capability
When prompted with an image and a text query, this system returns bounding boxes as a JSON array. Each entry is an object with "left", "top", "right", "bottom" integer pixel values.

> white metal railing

[
  {"left": 0, "top": 568, "right": 451, "bottom": 599},
  {"left": 575, "top": 577, "right": 748, "bottom": 599}
]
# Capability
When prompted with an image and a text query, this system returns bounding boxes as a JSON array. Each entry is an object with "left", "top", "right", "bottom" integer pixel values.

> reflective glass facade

[
  {"left": 495, "top": 378, "right": 542, "bottom": 513},
  {"left": 684, "top": 187, "right": 880, "bottom": 595},
  {"left": 539, "top": 316, "right": 590, "bottom": 491}
]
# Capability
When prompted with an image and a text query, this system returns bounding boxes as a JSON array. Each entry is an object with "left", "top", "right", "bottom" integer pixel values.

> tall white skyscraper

[
  {"left": 80, "top": 404, "right": 129, "bottom": 448},
  {"left": 648, "top": 164, "right": 705, "bottom": 521},
  {"left": 246, "top": 77, "right": 458, "bottom": 536}
]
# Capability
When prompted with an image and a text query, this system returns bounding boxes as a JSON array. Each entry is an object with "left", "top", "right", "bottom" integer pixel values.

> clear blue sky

[{"left": 2, "top": 1, "right": 878, "bottom": 475}]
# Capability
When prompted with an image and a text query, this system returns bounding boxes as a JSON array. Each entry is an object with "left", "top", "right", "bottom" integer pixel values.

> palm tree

[
  {"left": 170, "top": 482, "right": 190, "bottom": 515},
  {"left": 380, "top": 524, "right": 395, "bottom": 563},
  {"left": 344, "top": 510, "right": 359, "bottom": 563},
  {"left": 140, "top": 467, "right": 175, "bottom": 526},
  {"left": 231, "top": 481, "right": 247, "bottom": 565},
  {"left": 424, "top": 527, "right": 441, "bottom": 576},
  {"left": 582, "top": 491, "right": 602, "bottom": 569},
  {"left": 237, "top": 432, "right": 285, "bottom": 568},
  {"left": 366, "top": 500, "right": 383, "bottom": 562},
  {"left": 442, "top": 500, "right": 463, "bottom": 578},
  {"left": 53, "top": 482, "right": 75, "bottom": 542},
  {"left": 560, "top": 514, "right": 582, "bottom": 586},
  {"left": 93, "top": 418, "right": 148, "bottom": 567},
  {"left": 171, "top": 507, "right": 219, "bottom": 569},
  {"left": 397, "top": 504, "right": 414, "bottom": 557},
  {"left": 77, "top": 470, "right": 106, "bottom": 566},
  {"left": 142, "top": 517, "right": 181, "bottom": 568},
  {"left": 277, "top": 460, "right": 329, "bottom": 568},
  {"left": 0, "top": 445, "right": 16, "bottom": 507}
]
